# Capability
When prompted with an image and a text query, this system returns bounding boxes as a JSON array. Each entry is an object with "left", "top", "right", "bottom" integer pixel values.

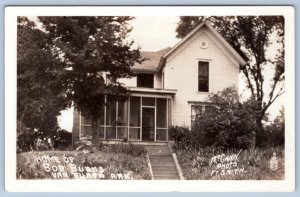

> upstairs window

[
  {"left": 137, "top": 73, "right": 154, "bottom": 88},
  {"left": 198, "top": 61, "right": 209, "bottom": 92}
]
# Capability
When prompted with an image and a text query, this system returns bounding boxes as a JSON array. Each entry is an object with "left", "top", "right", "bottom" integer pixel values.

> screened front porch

[{"left": 79, "top": 95, "right": 173, "bottom": 142}]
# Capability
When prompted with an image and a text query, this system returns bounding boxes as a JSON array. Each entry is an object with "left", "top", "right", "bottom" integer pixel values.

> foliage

[
  {"left": 106, "top": 142, "right": 147, "bottom": 157},
  {"left": 17, "top": 16, "right": 142, "bottom": 147},
  {"left": 174, "top": 147, "right": 284, "bottom": 180},
  {"left": 171, "top": 87, "right": 257, "bottom": 150},
  {"left": 17, "top": 17, "right": 69, "bottom": 139},
  {"left": 17, "top": 150, "right": 150, "bottom": 180},
  {"left": 52, "top": 129, "right": 72, "bottom": 150},
  {"left": 37, "top": 16, "right": 143, "bottom": 144},
  {"left": 17, "top": 120, "right": 72, "bottom": 152},
  {"left": 176, "top": 16, "right": 285, "bottom": 146},
  {"left": 170, "top": 126, "right": 192, "bottom": 150},
  {"left": 260, "top": 107, "right": 285, "bottom": 147},
  {"left": 192, "top": 87, "right": 257, "bottom": 149}
]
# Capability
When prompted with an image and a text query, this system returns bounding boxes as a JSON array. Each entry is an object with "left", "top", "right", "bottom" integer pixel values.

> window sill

[{"left": 196, "top": 91, "right": 210, "bottom": 94}]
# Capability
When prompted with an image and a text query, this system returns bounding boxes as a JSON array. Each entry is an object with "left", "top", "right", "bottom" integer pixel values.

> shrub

[
  {"left": 171, "top": 87, "right": 258, "bottom": 151},
  {"left": 52, "top": 129, "right": 72, "bottom": 150},
  {"left": 108, "top": 142, "right": 147, "bottom": 157},
  {"left": 192, "top": 87, "right": 256, "bottom": 149},
  {"left": 17, "top": 121, "right": 72, "bottom": 152},
  {"left": 260, "top": 108, "right": 284, "bottom": 147}
]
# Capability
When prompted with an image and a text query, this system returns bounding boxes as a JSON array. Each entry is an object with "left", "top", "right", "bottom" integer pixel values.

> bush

[
  {"left": 260, "top": 109, "right": 284, "bottom": 147},
  {"left": 17, "top": 121, "right": 72, "bottom": 152},
  {"left": 171, "top": 87, "right": 258, "bottom": 151},
  {"left": 192, "top": 87, "right": 256, "bottom": 149},
  {"left": 108, "top": 142, "right": 147, "bottom": 157},
  {"left": 52, "top": 129, "right": 72, "bottom": 150}
]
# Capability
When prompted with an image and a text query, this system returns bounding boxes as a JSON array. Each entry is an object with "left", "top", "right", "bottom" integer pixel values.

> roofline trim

[{"left": 157, "top": 21, "right": 247, "bottom": 72}]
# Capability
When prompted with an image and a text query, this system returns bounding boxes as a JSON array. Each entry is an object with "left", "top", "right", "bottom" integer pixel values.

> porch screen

[
  {"left": 117, "top": 101, "right": 128, "bottom": 139},
  {"left": 156, "top": 98, "right": 168, "bottom": 141},
  {"left": 80, "top": 115, "right": 92, "bottom": 139},
  {"left": 106, "top": 100, "right": 117, "bottom": 139},
  {"left": 129, "top": 97, "right": 140, "bottom": 140}
]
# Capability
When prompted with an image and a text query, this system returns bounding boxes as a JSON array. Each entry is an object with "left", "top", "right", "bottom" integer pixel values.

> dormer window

[{"left": 137, "top": 73, "right": 154, "bottom": 88}]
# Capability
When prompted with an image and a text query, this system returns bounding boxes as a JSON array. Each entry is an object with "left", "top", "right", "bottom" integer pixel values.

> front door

[{"left": 142, "top": 107, "right": 155, "bottom": 141}]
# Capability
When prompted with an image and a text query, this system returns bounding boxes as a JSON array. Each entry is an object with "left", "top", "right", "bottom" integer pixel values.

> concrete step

[
  {"left": 149, "top": 158, "right": 174, "bottom": 162},
  {"left": 153, "top": 175, "right": 179, "bottom": 180},
  {"left": 153, "top": 172, "right": 178, "bottom": 176},
  {"left": 152, "top": 165, "right": 177, "bottom": 172},
  {"left": 151, "top": 166, "right": 177, "bottom": 171},
  {"left": 145, "top": 145, "right": 180, "bottom": 180}
]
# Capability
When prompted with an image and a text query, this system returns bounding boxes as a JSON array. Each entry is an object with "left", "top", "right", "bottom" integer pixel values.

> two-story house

[{"left": 72, "top": 21, "right": 246, "bottom": 144}]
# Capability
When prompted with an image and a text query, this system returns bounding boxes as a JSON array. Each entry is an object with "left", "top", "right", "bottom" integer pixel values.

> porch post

[
  {"left": 127, "top": 97, "right": 130, "bottom": 140},
  {"left": 140, "top": 97, "right": 142, "bottom": 141},
  {"left": 116, "top": 101, "right": 118, "bottom": 139},
  {"left": 154, "top": 98, "right": 157, "bottom": 142},
  {"left": 166, "top": 98, "right": 168, "bottom": 141},
  {"left": 104, "top": 95, "right": 107, "bottom": 139}
]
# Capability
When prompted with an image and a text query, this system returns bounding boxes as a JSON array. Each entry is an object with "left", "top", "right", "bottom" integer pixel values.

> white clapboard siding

[
  {"left": 164, "top": 27, "right": 239, "bottom": 127},
  {"left": 118, "top": 76, "right": 137, "bottom": 87}
]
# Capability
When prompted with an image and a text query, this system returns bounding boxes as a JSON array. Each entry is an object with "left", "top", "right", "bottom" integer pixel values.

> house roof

[
  {"left": 157, "top": 21, "right": 247, "bottom": 71},
  {"left": 131, "top": 47, "right": 172, "bottom": 73},
  {"left": 132, "top": 21, "right": 247, "bottom": 73}
]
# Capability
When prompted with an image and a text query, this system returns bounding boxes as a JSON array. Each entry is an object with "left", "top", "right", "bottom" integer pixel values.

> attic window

[{"left": 137, "top": 73, "right": 154, "bottom": 88}]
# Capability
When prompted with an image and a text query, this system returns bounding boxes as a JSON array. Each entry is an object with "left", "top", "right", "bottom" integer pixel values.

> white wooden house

[{"left": 72, "top": 21, "right": 246, "bottom": 143}]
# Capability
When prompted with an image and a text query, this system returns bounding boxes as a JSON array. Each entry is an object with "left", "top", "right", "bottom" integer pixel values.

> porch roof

[{"left": 127, "top": 87, "right": 177, "bottom": 96}]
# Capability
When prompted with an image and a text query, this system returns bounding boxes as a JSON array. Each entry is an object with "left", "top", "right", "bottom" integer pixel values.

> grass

[
  {"left": 173, "top": 147, "right": 284, "bottom": 180},
  {"left": 17, "top": 149, "right": 151, "bottom": 180}
]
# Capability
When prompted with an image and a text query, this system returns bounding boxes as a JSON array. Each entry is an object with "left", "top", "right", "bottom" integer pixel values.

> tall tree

[
  {"left": 38, "top": 16, "right": 142, "bottom": 145},
  {"left": 17, "top": 17, "right": 69, "bottom": 138},
  {"left": 176, "top": 16, "right": 285, "bottom": 146}
]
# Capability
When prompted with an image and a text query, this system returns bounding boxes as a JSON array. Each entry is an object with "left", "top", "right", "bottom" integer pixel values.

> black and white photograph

[{"left": 5, "top": 6, "right": 295, "bottom": 192}]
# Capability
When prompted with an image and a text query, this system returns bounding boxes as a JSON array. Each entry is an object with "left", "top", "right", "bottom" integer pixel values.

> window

[
  {"left": 198, "top": 61, "right": 209, "bottom": 92},
  {"left": 137, "top": 73, "right": 154, "bottom": 88},
  {"left": 191, "top": 104, "right": 214, "bottom": 128}
]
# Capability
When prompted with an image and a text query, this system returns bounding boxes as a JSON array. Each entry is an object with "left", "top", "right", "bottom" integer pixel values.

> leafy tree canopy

[{"left": 17, "top": 17, "right": 69, "bottom": 137}]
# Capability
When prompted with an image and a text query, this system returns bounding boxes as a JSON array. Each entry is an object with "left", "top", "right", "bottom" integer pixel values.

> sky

[{"left": 58, "top": 16, "right": 284, "bottom": 132}]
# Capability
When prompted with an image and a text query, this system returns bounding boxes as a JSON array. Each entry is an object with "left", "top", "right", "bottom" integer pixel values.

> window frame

[
  {"left": 198, "top": 61, "right": 209, "bottom": 92},
  {"left": 136, "top": 73, "right": 154, "bottom": 88}
]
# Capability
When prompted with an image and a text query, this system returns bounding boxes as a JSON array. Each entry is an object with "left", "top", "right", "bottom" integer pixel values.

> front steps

[{"left": 145, "top": 145, "right": 180, "bottom": 180}]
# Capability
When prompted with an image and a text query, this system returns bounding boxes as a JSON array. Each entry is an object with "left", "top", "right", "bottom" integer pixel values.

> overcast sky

[
  {"left": 58, "top": 16, "right": 284, "bottom": 132},
  {"left": 127, "top": 16, "right": 180, "bottom": 51}
]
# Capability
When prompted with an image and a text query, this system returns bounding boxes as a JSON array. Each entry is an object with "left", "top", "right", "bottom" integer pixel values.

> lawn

[
  {"left": 173, "top": 147, "right": 284, "bottom": 180},
  {"left": 17, "top": 149, "right": 151, "bottom": 180}
]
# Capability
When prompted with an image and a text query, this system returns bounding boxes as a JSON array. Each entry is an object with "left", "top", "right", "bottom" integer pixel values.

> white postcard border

[{"left": 5, "top": 6, "right": 295, "bottom": 192}]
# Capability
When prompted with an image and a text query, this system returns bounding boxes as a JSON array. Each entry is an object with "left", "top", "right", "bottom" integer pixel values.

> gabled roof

[
  {"left": 131, "top": 21, "right": 247, "bottom": 73},
  {"left": 131, "top": 47, "right": 172, "bottom": 73},
  {"left": 157, "top": 21, "right": 247, "bottom": 72}
]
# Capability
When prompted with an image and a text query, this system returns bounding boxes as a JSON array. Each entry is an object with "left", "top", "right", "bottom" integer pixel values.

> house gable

[
  {"left": 161, "top": 23, "right": 241, "bottom": 127},
  {"left": 158, "top": 21, "right": 246, "bottom": 72}
]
